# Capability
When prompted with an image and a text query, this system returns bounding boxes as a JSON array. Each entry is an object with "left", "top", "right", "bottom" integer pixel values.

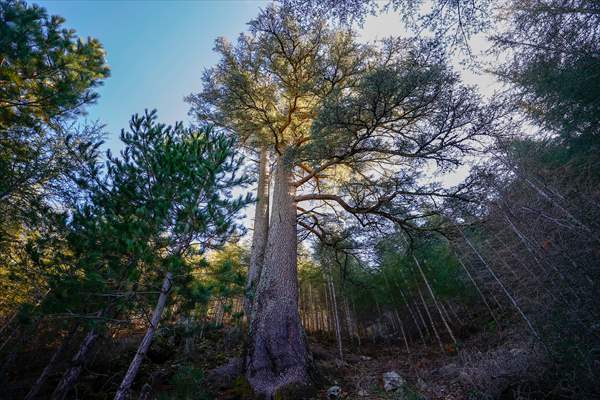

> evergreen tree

[
  {"left": 0, "top": 0, "right": 109, "bottom": 253},
  {"left": 188, "top": 6, "right": 497, "bottom": 396},
  {"left": 493, "top": 0, "right": 600, "bottom": 144},
  {"left": 20, "top": 110, "right": 251, "bottom": 399},
  {"left": 0, "top": 0, "right": 109, "bottom": 130}
]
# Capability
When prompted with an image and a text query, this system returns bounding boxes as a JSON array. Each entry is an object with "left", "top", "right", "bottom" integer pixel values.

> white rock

[
  {"left": 327, "top": 385, "right": 342, "bottom": 399},
  {"left": 383, "top": 371, "right": 405, "bottom": 392}
]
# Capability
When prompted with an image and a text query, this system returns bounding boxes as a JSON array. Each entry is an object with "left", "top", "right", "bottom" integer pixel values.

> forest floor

[
  {"left": 304, "top": 327, "right": 542, "bottom": 400},
  {"left": 3, "top": 319, "right": 546, "bottom": 399},
  {"left": 206, "top": 321, "right": 546, "bottom": 400},
  {"left": 309, "top": 338, "right": 465, "bottom": 400}
]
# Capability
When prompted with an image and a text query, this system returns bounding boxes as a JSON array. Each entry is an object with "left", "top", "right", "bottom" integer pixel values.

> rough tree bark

[
  {"left": 246, "top": 156, "right": 310, "bottom": 398},
  {"left": 245, "top": 146, "right": 270, "bottom": 318},
  {"left": 114, "top": 272, "right": 173, "bottom": 400}
]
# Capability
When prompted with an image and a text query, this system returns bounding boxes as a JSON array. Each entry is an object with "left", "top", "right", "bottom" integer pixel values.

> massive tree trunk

[
  {"left": 245, "top": 146, "right": 270, "bottom": 318},
  {"left": 246, "top": 156, "right": 310, "bottom": 398}
]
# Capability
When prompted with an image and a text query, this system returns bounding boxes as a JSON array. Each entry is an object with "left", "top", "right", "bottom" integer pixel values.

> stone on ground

[
  {"left": 327, "top": 385, "right": 341, "bottom": 399},
  {"left": 383, "top": 371, "right": 406, "bottom": 392}
]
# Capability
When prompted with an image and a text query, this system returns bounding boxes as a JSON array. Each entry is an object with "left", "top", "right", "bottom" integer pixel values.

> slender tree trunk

[
  {"left": 327, "top": 270, "right": 343, "bottom": 361},
  {"left": 411, "top": 287, "right": 432, "bottom": 340},
  {"left": 398, "top": 287, "right": 426, "bottom": 346},
  {"left": 114, "top": 272, "right": 173, "bottom": 400},
  {"left": 504, "top": 212, "right": 591, "bottom": 295},
  {"left": 350, "top": 297, "right": 361, "bottom": 348},
  {"left": 51, "top": 328, "right": 100, "bottom": 400},
  {"left": 0, "top": 329, "right": 15, "bottom": 354},
  {"left": 299, "top": 284, "right": 305, "bottom": 329},
  {"left": 374, "top": 300, "right": 386, "bottom": 342},
  {"left": 455, "top": 255, "right": 499, "bottom": 325},
  {"left": 445, "top": 302, "right": 464, "bottom": 326},
  {"left": 323, "top": 281, "right": 333, "bottom": 334},
  {"left": 0, "top": 311, "right": 17, "bottom": 337},
  {"left": 393, "top": 310, "right": 410, "bottom": 353},
  {"left": 413, "top": 256, "right": 457, "bottom": 346},
  {"left": 183, "top": 315, "right": 194, "bottom": 355},
  {"left": 381, "top": 270, "right": 410, "bottom": 351},
  {"left": 246, "top": 157, "right": 310, "bottom": 398},
  {"left": 215, "top": 299, "right": 225, "bottom": 326},
  {"left": 308, "top": 283, "right": 315, "bottom": 333},
  {"left": 457, "top": 226, "right": 546, "bottom": 348},
  {"left": 342, "top": 293, "right": 356, "bottom": 347},
  {"left": 25, "top": 324, "right": 79, "bottom": 400},
  {"left": 416, "top": 284, "right": 443, "bottom": 352},
  {"left": 497, "top": 152, "right": 596, "bottom": 236},
  {"left": 245, "top": 146, "right": 270, "bottom": 318},
  {"left": 317, "top": 287, "right": 325, "bottom": 333}
]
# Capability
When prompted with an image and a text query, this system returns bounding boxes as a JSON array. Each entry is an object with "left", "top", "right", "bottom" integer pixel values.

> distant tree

[
  {"left": 205, "top": 242, "right": 249, "bottom": 305},
  {"left": 493, "top": 0, "right": 600, "bottom": 144}
]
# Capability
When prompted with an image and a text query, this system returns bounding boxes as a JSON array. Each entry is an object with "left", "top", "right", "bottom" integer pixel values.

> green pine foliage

[
  {"left": 0, "top": 0, "right": 109, "bottom": 300},
  {"left": 0, "top": 0, "right": 109, "bottom": 130},
  {"left": 13, "top": 110, "right": 251, "bottom": 331}
]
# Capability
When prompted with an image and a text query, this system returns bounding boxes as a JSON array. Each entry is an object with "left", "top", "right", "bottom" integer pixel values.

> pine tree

[
  {"left": 25, "top": 110, "right": 250, "bottom": 399},
  {"left": 188, "top": 5, "right": 496, "bottom": 396},
  {"left": 0, "top": 0, "right": 109, "bottom": 276}
]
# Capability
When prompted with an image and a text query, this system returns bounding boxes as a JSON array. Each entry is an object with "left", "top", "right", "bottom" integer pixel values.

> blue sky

[
  {"left": 35, "top": 0, "right": 496, "bottom": 200},
  {"left": 36, "top": 1, "right": 496, "bottom": 154},
  {"left": 37, "top": 0, "right": 268, "bottom": 152}
]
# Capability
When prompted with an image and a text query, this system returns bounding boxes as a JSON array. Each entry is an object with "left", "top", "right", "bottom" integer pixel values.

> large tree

[{"left": 188, "top": 5, "right": 497, "bottom": 397}]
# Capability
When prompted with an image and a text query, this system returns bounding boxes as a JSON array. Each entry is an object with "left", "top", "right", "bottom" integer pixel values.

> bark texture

[
  {"left": 246, "top": 157, "right": 310, "bottom": 398},
  {"left": 245, "top": 146, "right": 270, "bottom": 318},
  {"left": 114, "top": 272, "right": 173, "bottom": 400}
]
